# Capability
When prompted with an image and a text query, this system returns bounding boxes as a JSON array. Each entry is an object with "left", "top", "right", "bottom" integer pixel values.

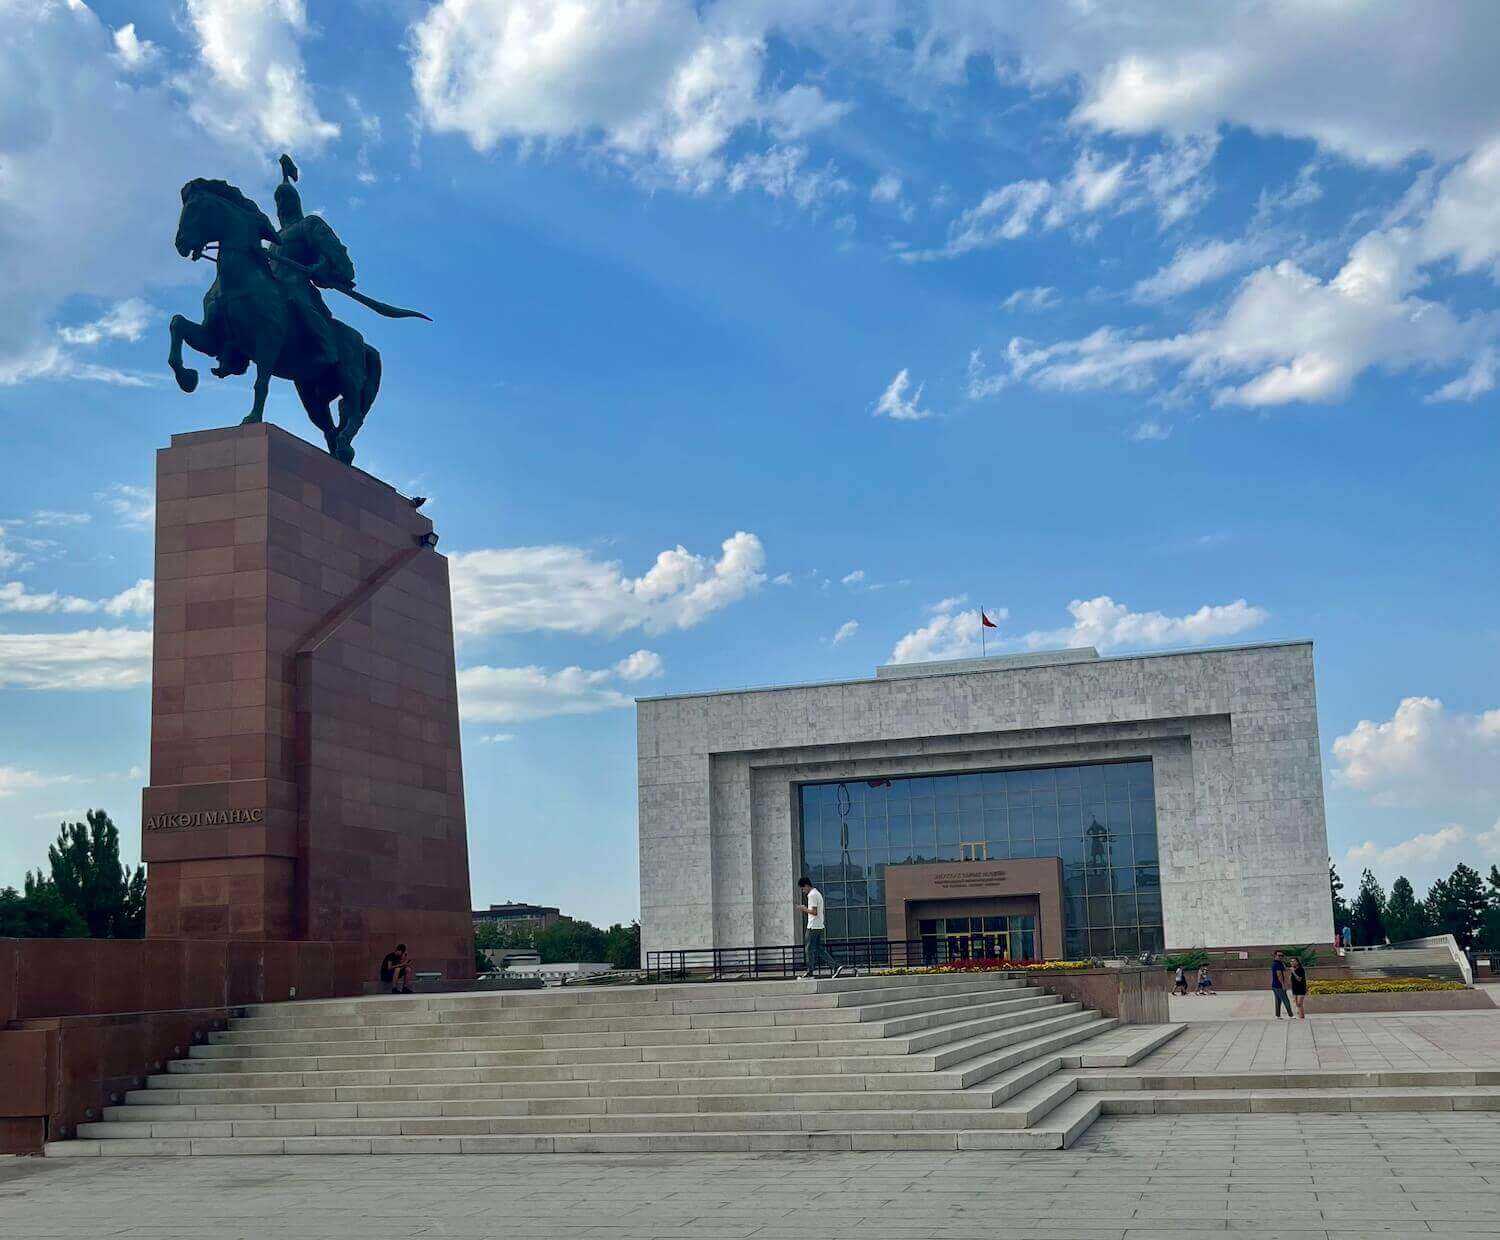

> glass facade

[{"left": 797, "top": 760, "right": 1163, "bottom": 960}]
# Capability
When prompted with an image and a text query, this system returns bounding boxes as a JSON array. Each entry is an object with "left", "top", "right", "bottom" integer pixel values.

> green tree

[
  {"left": 535, "top": 916, "right": 608, "bottom": 963},
  {"left": 0, "top": 874, "right": 88, "bottom": 938},
  {"left": 1350, "top": 869, "right": 1387, "bottom": 946},
  {"left": 1329, "top": 864, "right": 1351, "bottom": 935},
  {"left": 602, "top": 921, "right": 641, "bottom": 969},
  {"left": 1384, "top": 876, "right": 1431, "bottom": 942},
  {"left": 44, "top": 810, "right": 145, "bottom": 938},
  {"left": 473, "top": 921, "right": 536, "bottom": 952},
  {"left": 1425, "top": 862, "right": 1490, "bottom": 951}
]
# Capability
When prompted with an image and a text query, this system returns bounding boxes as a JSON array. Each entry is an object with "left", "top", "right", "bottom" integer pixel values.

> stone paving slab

[
  {"left": 8, "top": 1112, "right": 1500, "bottom": 1238},
  {"left": 1138, "top": 1010, "right": 1500, "bottom": 1074}
]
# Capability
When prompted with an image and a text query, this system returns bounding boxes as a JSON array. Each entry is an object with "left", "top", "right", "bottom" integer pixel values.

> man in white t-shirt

[{"left": 797, "top": 876, "right": 845, "bottom": 978}]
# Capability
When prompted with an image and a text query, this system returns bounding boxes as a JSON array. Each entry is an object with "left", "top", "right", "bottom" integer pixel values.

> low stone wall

[
  {"left": 0, "top": 937, "right": 382, "bottom": 1154},
  {"left": 1184, "top": 965, "right": 1353, "bottom": 992},
  {"left": 1032, "top": 967, "right": 1168, "bottom": 1024},
  {"left": 1307, "top": 988, "right": 1494, "bottom": 1014}
]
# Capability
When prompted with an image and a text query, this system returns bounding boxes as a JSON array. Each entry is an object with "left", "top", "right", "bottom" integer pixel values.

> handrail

[{"left": 644, "top": 938, "right": 1035, "bottom": 983}]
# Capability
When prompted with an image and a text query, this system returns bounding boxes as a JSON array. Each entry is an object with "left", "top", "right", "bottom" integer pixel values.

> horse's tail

[{"left": 362, "top": 343, "right": 381, "bottom": 413}]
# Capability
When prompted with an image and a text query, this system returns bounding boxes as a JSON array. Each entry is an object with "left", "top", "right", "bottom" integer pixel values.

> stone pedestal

[{"left": 142, "top": 424, "right": 473, "bottom": 981}]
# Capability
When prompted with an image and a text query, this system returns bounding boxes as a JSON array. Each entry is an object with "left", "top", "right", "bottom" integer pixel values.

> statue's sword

[{"left": 263, "top": 250, "right": 432, "bottom": 321}]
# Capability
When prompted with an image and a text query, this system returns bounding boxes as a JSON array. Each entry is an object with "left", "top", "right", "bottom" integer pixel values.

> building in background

[
  {"left": 636, "top": 642, "right": 1333, "bottom": 961},
  {"left": 472, "top": 902, "right": 562, "bottom": 933}
]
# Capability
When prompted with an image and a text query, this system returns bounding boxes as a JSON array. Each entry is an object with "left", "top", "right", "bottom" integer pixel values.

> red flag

[{"left": 981, "top": 612, "right": 998, "bottom": 629}]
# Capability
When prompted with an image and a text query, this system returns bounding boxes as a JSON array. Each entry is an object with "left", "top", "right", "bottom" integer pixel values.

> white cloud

[
  {"left": 889, "top": 604, "right": 999, "bottom": 664},
  {"left": 870, "top": 173, "right": 902, "bottom": 203},
  {"left": 1344, "top": 818, "right": 1500, "bottom": 892},
  {"left": 111, "top": 22, "right": 159, "bottom": 72},
  {"left": 1427, "top": 348, "right": 1497, "bottom": 403},
  {"left": 0, "top": 765, "right": 70, "bottom": 797},
  {"left": 102, "top": 578, "right": 154, "bottom": 618},
  {"left": 1021, "top": 596, "right": 1268, "bottom": 653},
  {"left": 0, "top": 628, "right": 153, "bottom": 691},
  {"left": 873, "top": 368, "right": 934, "bottom": 421},
  {"left": 56, "top": 298, "right": 154, "bottom": 346},
  {"left": 1001, "top": 286, "right": 1060, "bottom": 313},
  {"left": 724, "top": 144, "right": 849, "bottom": 208},
  {"left": 613, "top": 648, "right": 665, "bottom": 681},
  {"left": 1332, "top": 697, "right": 1500, "bottom": 809},
  {"left": 409, "top": 0, "right": 847, "bottom": 201},
  {"left": 182, "top": 0, "right": 339, "bottom": 151},
  {"left": 0, "top": 2, "right": 250, "bottom": 387},
  {"left": 29, "top": 510, "right": 89, "bottom": 528},
  {"left": 1133, "top": 237, "right": 1264, "bottom": 302},
  {"left": 478, "top": 733, "right": 516, "bottom": 744},
  {"left": 0, "top": 581, "right": 96, "bottom": 615},
  {"left": 927, "top": 594, "right": 968, "bottom": 614},
  {"left": 449, "top": 532, "right": 765, "bottom": 640},
  {"left": 831, "top": 619, "right": 858, "bottom": 645},
  {"left": 97, "top": 484, "right": 155, "bottom": 530},
  {"left": 1130, "top": 419, "right": 1171, "bottom": 442},
  {"left": 457, "top": 650, "right": 663, "bottom": 723},
  {"left": 840, "top": 569, "right": 865, "bottom": 585}
]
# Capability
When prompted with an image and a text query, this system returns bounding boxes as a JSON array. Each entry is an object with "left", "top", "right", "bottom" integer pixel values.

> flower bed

[
  {"left": 876, "top": 959, "right": 1094, "bottom": 975},
  {"left": 1308, "top": 977, "right": 1465, "bottom": 994}
]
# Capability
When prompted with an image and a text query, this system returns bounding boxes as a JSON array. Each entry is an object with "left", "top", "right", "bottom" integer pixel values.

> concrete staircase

[
  {"left": 1075, "top": 1066, "right": 1500, "bottom": 1116},
  {"left": 46, "top": 972, "right": 1178, "bottom": 1156}
]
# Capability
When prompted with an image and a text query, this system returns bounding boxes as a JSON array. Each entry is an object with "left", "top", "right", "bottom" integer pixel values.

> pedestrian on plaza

[
  {"left": 1173, "top": 964, "right": 1188, "bottom": 995},
  {"left": 1341, "top": 924, "right": 1353, "bottom": 949},
  {"left": 797, "top": 877, "right": 845, "bottom": 979},
  {"left": 1289, "top": 956, "right": 1309, "bottom": 1019},
  {"left": 1270, "top": 949, "right": 1294, "bottom": 1019},
  {"left": 1195, "top": 964, "right": 1216, "bottom": 995},
  {"left": 380, "top": 943, "right": 414, "bottom": 995}
]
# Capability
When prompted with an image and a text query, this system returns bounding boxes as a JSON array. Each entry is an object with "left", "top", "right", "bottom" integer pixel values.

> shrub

[
  {"left": 1282, "top": 944, "right": 1320, "bottom": 967},
  {"left": 1308, "top": 978, "right": 1465, "bottom": 994},
  {"left": 1162, "top": 949, "right": 1208, "bottom": 972}
]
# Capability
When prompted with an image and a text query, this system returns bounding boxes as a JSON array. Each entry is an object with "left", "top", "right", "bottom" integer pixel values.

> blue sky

[{"left": 1, "top": 1, "right": 1498, "bottom": 927}]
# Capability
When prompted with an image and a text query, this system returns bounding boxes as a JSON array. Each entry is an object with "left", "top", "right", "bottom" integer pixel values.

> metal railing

[{"left": 645, "top": 938, "right": 1028, "bottom": 983}]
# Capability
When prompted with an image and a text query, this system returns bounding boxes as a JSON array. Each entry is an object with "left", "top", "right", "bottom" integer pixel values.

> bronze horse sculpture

[{"left": 169, "top": 165, "right": 424, "bottom": 465}]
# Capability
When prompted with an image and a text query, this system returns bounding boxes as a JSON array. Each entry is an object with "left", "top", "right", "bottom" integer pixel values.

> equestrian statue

[{"left": 169, "top": 154, "right": 428, "bottom": 465}]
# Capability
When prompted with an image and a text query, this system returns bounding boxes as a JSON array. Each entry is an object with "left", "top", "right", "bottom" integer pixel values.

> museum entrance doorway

[{"left": 907, "top": 895, "right": 1042, "bottom": 963}]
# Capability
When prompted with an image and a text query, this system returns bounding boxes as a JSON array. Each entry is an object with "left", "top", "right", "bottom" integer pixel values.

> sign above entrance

[{"left": 930, "top": 866, "right": 1011, "bottom": 891}]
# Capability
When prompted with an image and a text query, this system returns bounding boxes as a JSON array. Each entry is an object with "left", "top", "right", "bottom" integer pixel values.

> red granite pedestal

[{"left": 141, "top": 424, "right": 473, "bottom": 983}]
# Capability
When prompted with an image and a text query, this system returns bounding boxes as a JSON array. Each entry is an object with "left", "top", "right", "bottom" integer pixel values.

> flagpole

[{"left": 980, "top": 603, "right": 986, "bottom": 657}]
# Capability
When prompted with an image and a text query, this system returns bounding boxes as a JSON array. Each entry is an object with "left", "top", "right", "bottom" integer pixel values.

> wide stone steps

[
  {"left": 190, "top": 992, "right": 1067, "bottom": 1059},
  {"left": 48, "top": 974, "right": 1164, "bottom": 1156},
  {"left": 1097, "top": 1086, "right": 1500, "bottom": 1115}
]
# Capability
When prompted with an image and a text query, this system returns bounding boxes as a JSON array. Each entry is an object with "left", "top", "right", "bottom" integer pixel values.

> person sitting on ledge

[{"left": 380, "top": 943, "right": 414, "bottom": 995}]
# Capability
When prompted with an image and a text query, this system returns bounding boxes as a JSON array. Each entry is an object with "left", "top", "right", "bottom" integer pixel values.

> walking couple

[{"left": 1270, "top": 949, "right": 1308, "bottom": 1019}]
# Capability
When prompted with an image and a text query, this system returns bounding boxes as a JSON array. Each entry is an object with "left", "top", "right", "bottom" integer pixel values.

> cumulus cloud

[
  {"left": 873, "top": 369, "right": 934, "bottom": 421},
  {"left": 0, "top": 2, "right": 256, "bottom": 387},
  {"left": 831, "top": 619, "right": 858, "bottom": 645},
  {"left": 1332, "top": 697, "right": 1500, "bottom": 809},
  {"left": 0, "top": 628, "right": 153, "bottom": 690},
  {"left": 1344, "top": 819, "right": 1500, "bottom": 892},
  {"left": 182, "top": 0, "right": 339, "bottom": 151},
  {"left": 841, "top": 570, "right": 865, "bottom": 585},
  {"left": 457, "top": 651, "right": 663, "bottom": 723},
  {"left": 1021, "top": 595, "right": 1268, "bottom": 653},
  {"left": 0, "top": 576, "right": 153, "bottom": 618},
  {"left": 110, "top": 22, "right": 159, "bottom": 72},
  {"left": 890, "top": 602, "right": 1007, "bottom": 664},
  {"left": 102, "top": 578, "right": 155, "bottom": 617},
  {"left": 409, "top": 0, "right": 848, "bottom": 201},
  {"left": 449, "top": 532, "right": 766, "bottom": 640}
]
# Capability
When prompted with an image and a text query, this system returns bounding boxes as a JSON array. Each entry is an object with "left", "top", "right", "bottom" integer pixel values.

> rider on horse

[{"left": 271, "top": 155, "right": 353, "bottom": 374}]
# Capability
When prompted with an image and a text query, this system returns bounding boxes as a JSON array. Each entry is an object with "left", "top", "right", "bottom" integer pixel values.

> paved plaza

[
  {"left": 6, "top": 1111, "right": 1500, "bottom": 1239},
  {"left": 1145, "top": 1008, "right": 1500, "bottom": 1074}
]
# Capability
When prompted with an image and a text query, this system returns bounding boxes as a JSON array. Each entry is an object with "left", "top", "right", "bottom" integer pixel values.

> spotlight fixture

[{"left": 417, "top": 531, "right": 439, "bottom": 549}]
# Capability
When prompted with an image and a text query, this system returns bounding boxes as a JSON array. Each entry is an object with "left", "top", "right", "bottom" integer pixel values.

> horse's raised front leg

[{"left": 168, "top": 314, "right": 210, "bottom": 393}]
